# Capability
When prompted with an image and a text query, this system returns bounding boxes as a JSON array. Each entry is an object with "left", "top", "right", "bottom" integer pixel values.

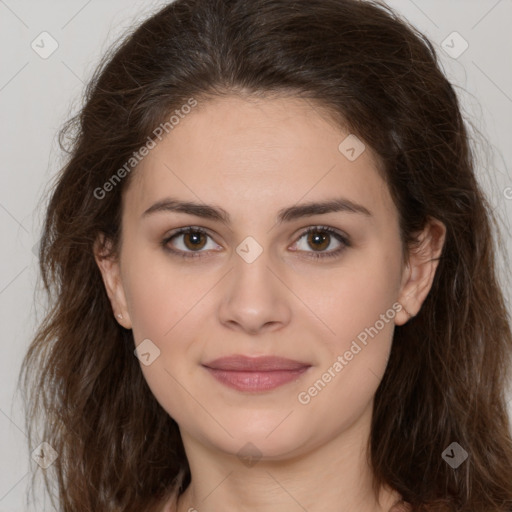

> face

[{"left": 96, "top": 94, "right": 443, "bottom": 461}]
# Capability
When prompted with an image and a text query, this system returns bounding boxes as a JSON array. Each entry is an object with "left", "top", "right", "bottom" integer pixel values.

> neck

[{"left": 173, "top": 402, "right": 401, "bottom": 512}]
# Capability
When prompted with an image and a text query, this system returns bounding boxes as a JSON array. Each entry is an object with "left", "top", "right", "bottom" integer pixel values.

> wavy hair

[{"left": 19, "top": 0, "right": 512, "bottom": 510}]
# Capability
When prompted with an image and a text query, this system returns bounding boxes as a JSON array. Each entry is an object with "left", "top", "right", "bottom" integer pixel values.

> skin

[{"left": 95, "top": 95, "right": 446, "bottom": 512}]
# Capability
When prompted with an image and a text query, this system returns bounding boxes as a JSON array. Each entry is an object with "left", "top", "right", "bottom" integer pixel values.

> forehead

[{"left": 123, "top": 95, "right": 392, "bottom": 222}]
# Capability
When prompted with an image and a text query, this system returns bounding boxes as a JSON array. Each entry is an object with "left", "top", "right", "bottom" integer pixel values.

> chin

[{"left": 200, "top": 414, "right": 314, "bottom": 461}]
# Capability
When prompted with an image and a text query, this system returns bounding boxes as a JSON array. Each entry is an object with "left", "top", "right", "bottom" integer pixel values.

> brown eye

[
  {"left": 292, "top": 226, "right": 350, "bottom": 260},
  {"left": 162, "top": 225, "right": 350, "bottom": 261},
  {"left": 182, "top": 230, "right": 208, "bottom": 251},
  {"left": 162, "top": 226, "right": 220, "bottom": 259},
  {"left": 306, "top": 230, "right": 331, "bottom": 251}
]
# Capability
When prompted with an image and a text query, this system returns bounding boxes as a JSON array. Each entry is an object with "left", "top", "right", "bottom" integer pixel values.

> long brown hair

[{"left": 19, "top": 0, "right": 512, "bottom": 510}]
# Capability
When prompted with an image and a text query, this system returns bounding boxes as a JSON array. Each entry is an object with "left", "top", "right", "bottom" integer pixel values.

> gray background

[{"left": 1, "top": 1, "right": 511, "bottom": 510}]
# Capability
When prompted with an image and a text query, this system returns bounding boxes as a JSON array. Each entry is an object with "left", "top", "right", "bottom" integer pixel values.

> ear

[
  {"left": 395, "top": 217, "right": 446, "bottom": 326},
  {"left": 93, "top": 233, "right": 132, "bottom": 329}
]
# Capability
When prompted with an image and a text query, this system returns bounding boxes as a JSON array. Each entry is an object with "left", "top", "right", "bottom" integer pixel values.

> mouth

[{"left": 202, "top": 355, "right": 312, "bottom": 392}]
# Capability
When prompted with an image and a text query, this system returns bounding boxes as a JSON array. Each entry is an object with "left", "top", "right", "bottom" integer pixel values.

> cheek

[
  {"left": 122, "top": 248, "right": 208, "bottom": 341},
  {"left": 122, "top": 250, "right": 213, "bottom": 420},
  {"left": 308, "top": 243, "right": 402, "bottom": 393},
  {"left": 316, "top": 244, "right": 401, "bottom": 337},
  {"left": 296, "top": 258, "right": 400, "bottom": 429}
]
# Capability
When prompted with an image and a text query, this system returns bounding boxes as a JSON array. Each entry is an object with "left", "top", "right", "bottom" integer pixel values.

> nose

[{"left": 217, "top": 246, "right": 292, "bottom": 335}]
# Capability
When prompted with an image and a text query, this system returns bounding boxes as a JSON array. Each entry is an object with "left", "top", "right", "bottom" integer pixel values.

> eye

[
  {"left": 291, "top": 225, "right": 350, "bottom": 260},
  {"left": 161, "top": 226, "right": 221, "bottom": 259},
  {"left": 161, "top": 225, "right": 350, "bottom": 260}
]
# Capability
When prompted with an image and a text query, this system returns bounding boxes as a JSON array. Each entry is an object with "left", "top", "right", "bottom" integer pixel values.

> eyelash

[{"left": 161, "top": 225, "right": 351, "bottom": 261}]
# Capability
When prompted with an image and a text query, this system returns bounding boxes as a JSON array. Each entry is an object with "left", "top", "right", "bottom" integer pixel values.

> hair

[{"left": 19, "top": 0, "right": 512, "bottom": 511}]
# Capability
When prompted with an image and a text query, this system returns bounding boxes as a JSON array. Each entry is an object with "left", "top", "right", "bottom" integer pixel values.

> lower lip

[{"left": 204, "top": 366, "right": 310, "bottom": 392}]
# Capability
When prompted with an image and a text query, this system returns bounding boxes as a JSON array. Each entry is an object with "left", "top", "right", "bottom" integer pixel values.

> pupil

[
  {"left": 185, "top": 231, "right": 206, "bottom": 250},
  {"left": 309, "top": 231, "right": 329, "bottom": 250}
]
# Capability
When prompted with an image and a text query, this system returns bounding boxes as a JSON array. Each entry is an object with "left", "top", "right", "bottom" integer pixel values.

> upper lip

[{"left": 202, "top": 355, "right": 311, "bottom": 371}]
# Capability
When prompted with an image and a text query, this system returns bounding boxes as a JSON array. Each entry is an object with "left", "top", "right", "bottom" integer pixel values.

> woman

[{"left": 20, "top": 0, "right": 512, "bottom": 511}]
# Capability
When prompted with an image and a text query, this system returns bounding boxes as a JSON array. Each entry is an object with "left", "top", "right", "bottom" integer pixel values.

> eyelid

[
  {"left": 290, "top": 225, "right": 350, "bottom": 260},
  {"left": 161, "top": 226, "right": 220, "bottom": 259},
  {"left": 161, "top": 225, "right": 351, "bottom": 260}
]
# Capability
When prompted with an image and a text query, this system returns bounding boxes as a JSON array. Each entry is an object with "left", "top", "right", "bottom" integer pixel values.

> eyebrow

[{"left": 141, "top": 196, "right": 372, "bottom": 225}]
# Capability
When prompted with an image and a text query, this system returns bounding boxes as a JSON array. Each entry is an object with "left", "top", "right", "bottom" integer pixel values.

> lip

[
  {"left": 202, "top": 355, "right": 311, "bottom": 392},
  {"left": 203, "top": 355, "right": 310, "bottom": 371}
]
